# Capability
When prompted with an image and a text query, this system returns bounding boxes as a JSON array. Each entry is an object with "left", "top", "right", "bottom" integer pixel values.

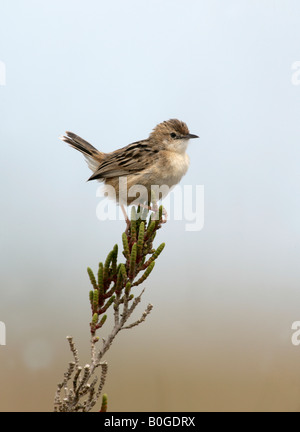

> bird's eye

[{"left": 170, "top": 132, "right": 177, "bottom": 138}]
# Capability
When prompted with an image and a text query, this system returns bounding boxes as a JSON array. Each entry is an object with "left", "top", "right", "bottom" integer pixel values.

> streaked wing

[{"left": 88, "top": 140, "right": 159, "bottom": 181}]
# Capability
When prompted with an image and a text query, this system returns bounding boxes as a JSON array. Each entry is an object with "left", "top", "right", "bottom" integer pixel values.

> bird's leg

[
  {"left": 139, "top": 199, "right": 167, "bottom": 223},
  {"left": 161, "top": 206, "right": 168, "bottom": 223},
  {"left": 151, "top": 201, "right": 159, "bottom": 214},
  {"left": 120, "top": 204, "right": 131, "bottom": 233}
]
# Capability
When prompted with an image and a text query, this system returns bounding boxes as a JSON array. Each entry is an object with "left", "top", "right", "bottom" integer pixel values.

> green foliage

[
  {"left": 100, "top": 394, "right": 108, "bottom": 412},
  {"left": 87, "top": 205, "right": 166, "bottom": 336}
]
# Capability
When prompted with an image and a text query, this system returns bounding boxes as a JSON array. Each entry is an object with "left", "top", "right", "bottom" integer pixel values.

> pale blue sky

[{"left": 1, "top": 0, "right": 300, "bottom": 411}]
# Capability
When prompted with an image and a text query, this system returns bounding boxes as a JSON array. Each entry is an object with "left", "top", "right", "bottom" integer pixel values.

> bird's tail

[{"left": 60, "top": 131, "right": 104, "bottom": 172}]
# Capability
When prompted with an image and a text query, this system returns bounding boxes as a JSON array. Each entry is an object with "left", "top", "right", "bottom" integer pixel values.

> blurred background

[{"left": 1, "top": 0, "right": 300, "bottom": 412}]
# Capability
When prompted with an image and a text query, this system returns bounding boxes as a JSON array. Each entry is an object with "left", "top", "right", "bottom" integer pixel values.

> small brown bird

[{"left": 61, "top": 119, "right": 198, "bottom": 219}]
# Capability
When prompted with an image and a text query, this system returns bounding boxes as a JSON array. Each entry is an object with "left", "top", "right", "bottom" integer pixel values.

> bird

[{"left": 61, "top": 119, "right": 198, "bottom": 221}]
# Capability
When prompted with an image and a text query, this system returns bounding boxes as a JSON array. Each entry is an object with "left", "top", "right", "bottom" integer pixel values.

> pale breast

[
  {"left": 161, "top": 151, "right": 190, "bottom": 187},
  {"left": 137, "top": 151, "right": 190, "bottom": 189}
]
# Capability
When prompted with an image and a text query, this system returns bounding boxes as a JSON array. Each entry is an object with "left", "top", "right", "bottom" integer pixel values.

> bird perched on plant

[{"left": 61, "top": 119, "right": 198, "bottom": 219}]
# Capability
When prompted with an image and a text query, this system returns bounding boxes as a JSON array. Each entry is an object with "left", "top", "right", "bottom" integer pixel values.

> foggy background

[{"left": 1, "top": 0, "right": 300, "bottom": 411}]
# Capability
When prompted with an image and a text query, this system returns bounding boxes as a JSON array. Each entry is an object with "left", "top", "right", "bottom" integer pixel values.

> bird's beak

[{"left": 185, "top": 133, "right": 199, "bottom": 139}]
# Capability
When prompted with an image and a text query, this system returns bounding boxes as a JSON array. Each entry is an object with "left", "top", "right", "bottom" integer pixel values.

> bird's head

[{"left": 149, "top": 119, "right": 199, "bottom": 153}]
